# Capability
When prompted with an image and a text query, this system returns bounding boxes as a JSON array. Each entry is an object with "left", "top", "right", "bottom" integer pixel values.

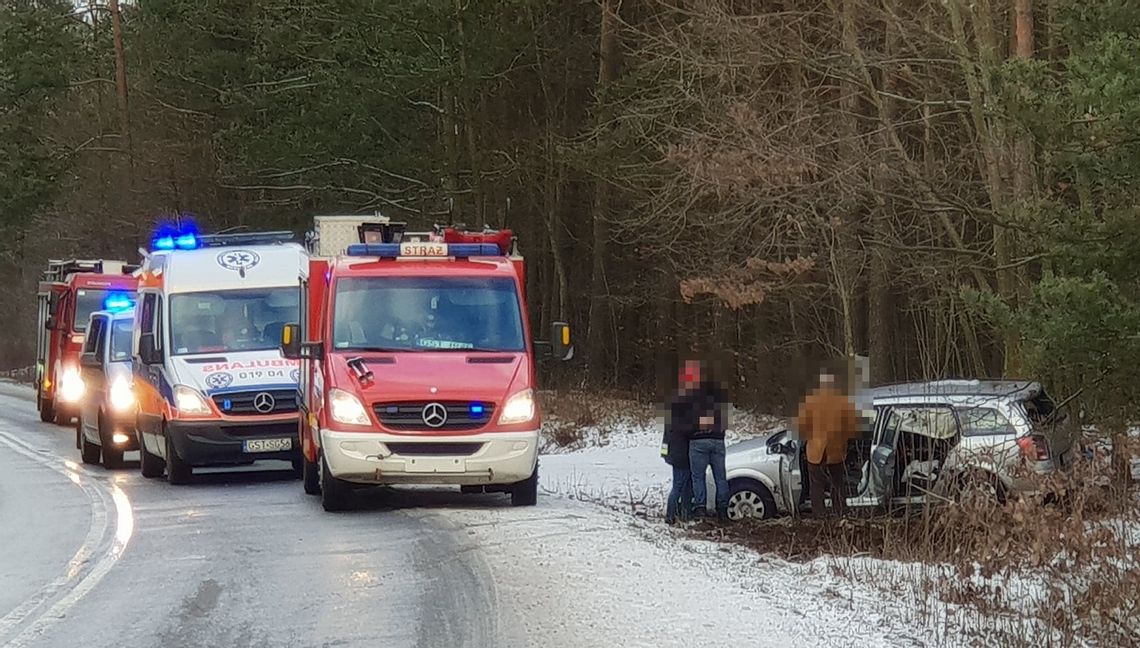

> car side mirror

[
  {"left": 80, "top": 352, "right": 102, "bottom": 369},
  {"left": 280, "top": 323, "right": 302, "bottom": 360},
  {"left": 138, "top": 333, "right": 162, "bottom": 365},
  {"left": 549, "top": 322, "right": 573, "bottom": 361}
]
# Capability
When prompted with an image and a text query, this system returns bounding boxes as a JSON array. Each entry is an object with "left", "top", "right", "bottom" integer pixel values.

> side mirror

[
  {"left": 80, "top": 352, "right": 102, "bottom": 370},
  {"left": 280, "top": 323, "right": 301, "bottom": 360},
  {"left": 550, "top": 322, "right": 573, "bottom": 361},
  {"left": 138, "top": 333, "right": 162, "bottom": 365}
]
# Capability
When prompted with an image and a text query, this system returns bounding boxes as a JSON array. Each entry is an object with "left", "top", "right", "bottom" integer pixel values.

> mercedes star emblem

[
  {"left": 253, "top": 392, "right": 276, "bottom": 414},
  {"left": 421, "top": 402, "right": 448, "bottom": 428}
]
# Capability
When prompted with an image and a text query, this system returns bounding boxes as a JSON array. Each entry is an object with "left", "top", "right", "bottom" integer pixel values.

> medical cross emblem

[{"left": 217, "top": 249, "right": 261, "bottom": 272}]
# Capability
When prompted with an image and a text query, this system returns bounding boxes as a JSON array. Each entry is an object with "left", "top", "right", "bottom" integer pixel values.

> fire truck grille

[
  {"left": 373, "top": 401, "right": 495, "bottom": 431},
  {"left": 213, "top": 389, "right": 298, "bottom": 416},
  {"left": 384, "top": 442, "right": 484, "bottom": 456}
]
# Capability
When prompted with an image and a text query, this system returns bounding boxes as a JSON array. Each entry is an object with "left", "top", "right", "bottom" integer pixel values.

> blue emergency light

[
  {"left": 345, "top": 243, "right": 502, "bottom": 258},
  {"left": 469, "top": 403, "right": 485, "bottom": 417},
  {"left": 103, "top": 291, "right": 135, "bottom": 313},
  {"left": 150, "top": 221, "right": 201, "bottom": 252}
]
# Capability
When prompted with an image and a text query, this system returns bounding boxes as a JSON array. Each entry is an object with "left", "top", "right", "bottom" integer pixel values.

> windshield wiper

[{"left": 338, "top": 345, "right": 421, "bottom": 353}]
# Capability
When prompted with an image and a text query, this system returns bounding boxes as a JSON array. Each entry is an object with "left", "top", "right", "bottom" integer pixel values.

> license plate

[{"left": 242, "top": 438, "right": 292, "bottom": 453}]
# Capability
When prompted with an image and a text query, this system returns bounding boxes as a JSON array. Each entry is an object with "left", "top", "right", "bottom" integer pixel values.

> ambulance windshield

[
  {"left": 169, "top": 287, "right": 299, "bottom": 355},
  {"left": 332, "top": 277, "right": 525, "bottom": 352}
]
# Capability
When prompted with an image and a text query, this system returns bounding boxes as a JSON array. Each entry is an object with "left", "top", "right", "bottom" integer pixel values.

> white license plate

[{"left": 242, "top": 438, "right": 293, "bottom": 453}]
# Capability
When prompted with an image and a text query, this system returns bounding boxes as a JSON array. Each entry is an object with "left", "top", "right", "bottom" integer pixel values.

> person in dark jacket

[
  {"left": 688, "top": 366, "right": 731, "bottom": 521},
  {"left": 661, "top": 360, "right": 700, "bottom": 524}
]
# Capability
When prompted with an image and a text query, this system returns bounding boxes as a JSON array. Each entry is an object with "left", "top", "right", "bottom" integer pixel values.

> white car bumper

[{"left": 321, "top": 428, "right": 539, "bottom": 486}]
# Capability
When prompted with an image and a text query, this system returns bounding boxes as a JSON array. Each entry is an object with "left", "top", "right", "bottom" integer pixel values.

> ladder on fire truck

[{"left": 309, "top": 213, "right": 519, "bottom": 257}]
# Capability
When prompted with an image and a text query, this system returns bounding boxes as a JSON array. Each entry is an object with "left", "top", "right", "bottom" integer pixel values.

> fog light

[{"left": 112, "top": 432, "right": 130, "bottom": 444}]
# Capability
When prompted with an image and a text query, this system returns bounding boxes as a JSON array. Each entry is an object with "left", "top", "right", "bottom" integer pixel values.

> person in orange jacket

[{"left": 796, "top": 366, "right": 860, "bottom": 518}]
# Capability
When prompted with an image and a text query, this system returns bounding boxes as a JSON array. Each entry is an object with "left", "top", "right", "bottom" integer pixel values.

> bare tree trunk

[
  {"left": 586, "top": 0, "right": 621, "bottom": 378},
  {"left": 453, "top": 0, "right": 485, "bottom": 223}
]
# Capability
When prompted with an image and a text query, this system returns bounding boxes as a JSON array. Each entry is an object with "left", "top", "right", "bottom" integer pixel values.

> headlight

[
  {"left": 58, "top": 367, "right": 85, "bottom": 403},
  {"left": 173, "top": 385, "right": 213, "bottom": 416},
  {"left": 329, "top": 388, "right": 370, "bottom": 426},
  {"left": 109, "top": 377, "right": 135, "bottom": 412},
  {"left": 498, "top": 389, "right": 535, "bottom": 425}
]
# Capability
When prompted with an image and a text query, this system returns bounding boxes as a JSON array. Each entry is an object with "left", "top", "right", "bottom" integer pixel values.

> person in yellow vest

[{"left": 796, "top": 367, "right": 859, "bottom": 518}]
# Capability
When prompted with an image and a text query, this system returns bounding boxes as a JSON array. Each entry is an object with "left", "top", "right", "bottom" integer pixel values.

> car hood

[{"left": 171, "top": 351, "right": 300, "bottom": 395}]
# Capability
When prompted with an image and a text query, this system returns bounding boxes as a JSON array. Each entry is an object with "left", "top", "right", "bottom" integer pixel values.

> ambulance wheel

[
  {"left": 98, "top": 413, "right": 124, "bottom": 469},
  {"left": 320, "top": 456, "right": 350, "bottom": 512},
  {"left": 302, "top": 454, "right": 321, "bottom": 495},
  {"left": 38, "top": 396, "right": 55, "bottom": 424},
  {"left": 139, "top": 430, "right": 164, "bottom": 479},
  {"left": 79, "top": 417, "right": 100, "bottom": 465},
  {"left": 510, "top": 465, "right": 539, "bottom": 507},
  {"left": 165, "top": 430, "right": 192, "bottom": 485}
]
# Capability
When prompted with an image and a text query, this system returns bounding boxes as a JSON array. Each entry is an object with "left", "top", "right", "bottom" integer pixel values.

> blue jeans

[
  {"left": 666, "top": 466, "right": 693, "bottom": 522},
  {"left": 690, "top": 438, "right": 729, "bottom": 515}
]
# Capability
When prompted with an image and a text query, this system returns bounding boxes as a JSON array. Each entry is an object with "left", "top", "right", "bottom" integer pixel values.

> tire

[
  {"left": 727, "top": 478, "right": 777, "bottom": 520},
  {"left": 139, "top": 429, "right": 165, "bottom": 479},
  {"left": 98, "top": 413, "right": 124, "bottom": 470},
  {"left": 165, "top": 428, "right": 192, "bottom": 485},
  {"left": 302, "top": 453, "right": 321, "bottom": 495},
  {"left": 53, "top": 405, "right": 72, "bottom": 426},
  {"left": 319, "top": 456, "right": 350, "bottom": 512},
  {"left": 39, "top": 396, "right": 55, "bottom": 424},
  {"left": 510, "top": 464, "right": 539, "bottom": 507},
  {"left": 79, "top": 417, "right": 100, "bottom": 465}
]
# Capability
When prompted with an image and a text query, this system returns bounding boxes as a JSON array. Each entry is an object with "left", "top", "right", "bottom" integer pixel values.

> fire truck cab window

[
  {"left": 332, "top": 277, "right": 525, "bottom": 352},
  {"left": 169, "top": 288, "right": 298, "bottom": 355},
  {"left": 73, "top": 289, "right": 111, "bottom": 332}
]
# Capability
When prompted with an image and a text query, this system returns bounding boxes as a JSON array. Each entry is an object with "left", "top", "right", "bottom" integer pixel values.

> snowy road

[{"left": 0, "top": 384, "right": 934, "bottom": 648}]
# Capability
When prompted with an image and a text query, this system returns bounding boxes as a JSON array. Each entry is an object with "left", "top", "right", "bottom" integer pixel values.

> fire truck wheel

[
  {"left": 164, "top": 430, "right": 193, "bottom": 485},
  {"left": 319, "top": 456, "right": 350, "bottom": 512},
  {"left": 54, "top": 406, "right": 73, "bottom": 427},
  {"left": 39, "top": 396, "right": 56, "bottom": 424},
  {"left": 302, "top": 454, "right": 321, "bottom": 495},
  {"left": 510, "top": 465, "right": 539, "bottom": 507},
  {"left": 98, "top": 413, "right": 124, "bottom": 470},
  {"left": 138, "top": 430, "right": 164, "bottom": 479},
  {"left": 79, "top": 418, "right": 100, "bottom": 466}
]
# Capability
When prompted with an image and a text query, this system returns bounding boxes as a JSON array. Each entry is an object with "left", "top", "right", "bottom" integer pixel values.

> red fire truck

[
  {"left": 36, "top": 259, "right": 139, "bottom": 424},
  {"left": 282, "top": 216, "right": 572, "bottom": 511}
]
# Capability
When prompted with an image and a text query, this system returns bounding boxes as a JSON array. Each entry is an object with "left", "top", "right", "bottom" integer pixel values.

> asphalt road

[{"left": 0, "top": 386, "right": 509, "bottom": 648}]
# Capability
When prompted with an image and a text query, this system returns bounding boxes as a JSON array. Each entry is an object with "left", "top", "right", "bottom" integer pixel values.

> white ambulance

[{"left": 132, "top": 229, "right": 305, "bottom": 484}]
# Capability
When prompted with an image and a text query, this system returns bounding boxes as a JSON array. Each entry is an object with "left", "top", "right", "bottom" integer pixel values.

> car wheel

[
  {"left": 302, "top": 453, "right": 321, "bottom": 495},
  {"left": 510, "top": 464, "right": 539, "bottom": 507},
  {"left": 165, "top": 428, "right": 192, "bottom": 485},
  {"left": 98, "top": 413, "right": 125, "bottom": 470},
  {"left": 139, "top": 429, "right": 165, "bottom": 478},
  {"left": 79, "top": 416, "right": 100, "bottom": 465},
  {"left": 320, "top": 456, "right": 350, "bottom": 512},
  {"left": 39, "top": 396, "right": 56, "bottom": 424},
  {"left": 727, "top": 478, "right": 777, "bottom": 520}
]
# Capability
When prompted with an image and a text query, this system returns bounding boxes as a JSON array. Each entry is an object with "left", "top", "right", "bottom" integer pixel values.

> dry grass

[{"left": 687, "top": 430, "right": 1140, "bottom": 647}]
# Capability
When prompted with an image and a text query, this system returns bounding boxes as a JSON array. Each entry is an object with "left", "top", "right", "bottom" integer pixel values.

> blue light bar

[
  {"left": 174, "top": 232, "right": 199, "bottom": 250},
  {"left": 345, "top": 243, "right": 502, "bottom": 258},
  {"left": 103, "top": 291, "right": 135, "bottom": 313},
  {"left": 153, "top": 235, "right": 175, "bottom": 251}
]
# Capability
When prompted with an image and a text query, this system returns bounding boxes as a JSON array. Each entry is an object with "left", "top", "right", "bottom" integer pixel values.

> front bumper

[
  {"left": 321, "top": 428, "right": 539, "bottom": 486},
  {"left": 104, "top": 410, "right": 140, "bottom": 451},
  {"left": 167, "top": 417, "right": 300, "bottom": 466}
]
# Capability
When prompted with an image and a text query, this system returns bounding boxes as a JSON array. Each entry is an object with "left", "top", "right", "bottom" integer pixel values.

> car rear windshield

[
  {"left": 332, "top": 276, "right": 525, "bottom": 352},
  {"left": 73, "top": 289, "right": 111, "bottom": 332}
]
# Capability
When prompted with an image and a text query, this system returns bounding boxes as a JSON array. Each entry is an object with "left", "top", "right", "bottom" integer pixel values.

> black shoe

[{"left": 716, "top": 508, "right": 729, "bottom": 522}]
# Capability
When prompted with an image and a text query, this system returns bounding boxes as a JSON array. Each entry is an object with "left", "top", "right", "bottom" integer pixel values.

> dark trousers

[
  {"left": 808, "top": 462, "right": 848, "bottom": 518},
  {"left": 665, "top": 465, "right": 693, "bottom": 523}
]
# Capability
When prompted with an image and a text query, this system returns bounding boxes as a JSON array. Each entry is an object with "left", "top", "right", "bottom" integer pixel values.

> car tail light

[{"left": 1017, "top": 434, "right": 1050, "bottom": 462}]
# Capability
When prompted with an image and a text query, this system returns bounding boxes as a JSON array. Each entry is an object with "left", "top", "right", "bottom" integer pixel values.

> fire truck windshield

[
  {"left": 332, "top": 277, "right": 525, "bottom": 353},
  {"left": 169, "top": 287, "right": 299, "bottom": 355},
  {"left": 73, "top": 289, "right": 112, "bottom": 332}
]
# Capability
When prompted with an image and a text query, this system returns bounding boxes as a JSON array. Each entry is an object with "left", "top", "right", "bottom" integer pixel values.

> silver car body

[{"left": 718, "top": 380, "right": 1077, "bottom": 518}]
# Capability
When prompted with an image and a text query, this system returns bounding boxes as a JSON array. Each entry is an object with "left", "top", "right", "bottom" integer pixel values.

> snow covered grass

[{"left": 537, "top": 390, "right": 1140, "bottom": 648}]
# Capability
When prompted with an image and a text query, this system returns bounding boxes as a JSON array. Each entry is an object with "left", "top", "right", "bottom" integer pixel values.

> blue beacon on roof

[
  {"left": 103, "top": 292, "right": 134, "bottom": 312},
  {"left": 151, "top": 223, "right": 200, "bottom": 251}
]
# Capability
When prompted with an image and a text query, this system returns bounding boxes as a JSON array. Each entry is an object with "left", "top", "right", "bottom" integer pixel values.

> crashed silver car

[{"left": 719, "top": 380, "right": 1077, "bottom": 520}]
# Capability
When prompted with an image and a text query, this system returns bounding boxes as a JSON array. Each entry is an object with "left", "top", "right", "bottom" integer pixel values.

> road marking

[{"left": 0, "top": 431, "right": 134, "bottom": 647}]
